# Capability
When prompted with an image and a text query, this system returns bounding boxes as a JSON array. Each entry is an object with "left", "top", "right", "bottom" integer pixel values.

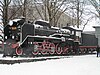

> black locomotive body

[
  {"left": 3, "top": 19, "right": 97, "bottom": 57},
  {"left": 3, "top": 19, "right": 79, "bottom": 57}
]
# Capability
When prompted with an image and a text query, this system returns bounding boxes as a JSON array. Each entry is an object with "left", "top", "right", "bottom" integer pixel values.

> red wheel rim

[
  {"left": 40, "top": 42, "right": 48, "bottom": 55},
  {"left": 16, "top": 48, "right": 23, "bottom": 55},
  {"left": 41, "top": 50, "right": 47, "bottom": 55},
  {"left": 56, "top": 44, "right": 62, "bottom": 54}
]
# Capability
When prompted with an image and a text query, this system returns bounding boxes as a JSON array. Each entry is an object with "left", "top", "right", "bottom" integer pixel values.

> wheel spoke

[{"left": 49, "top": 43, "right": 55, "bottom": 55}]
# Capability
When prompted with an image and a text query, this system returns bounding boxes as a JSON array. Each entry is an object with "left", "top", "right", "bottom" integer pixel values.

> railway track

[{"left": 0, "top": 54, "right": 71, "bottom": 65}]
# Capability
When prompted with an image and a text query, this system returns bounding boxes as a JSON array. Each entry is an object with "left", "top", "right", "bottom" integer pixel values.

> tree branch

[
  {"left": 82, "top": 16, "right": 94, "bottom": 31},
  {"left": 7, "top": 0, "right": 12, "bottom": 6},
  {"left": 8, "top": 5, "right": 22, "bottom": 20},
  {"left": 34, "top": 1, "right": 44, "bottom": 20},
  {"left": 0, "top": 1, "right": 4, "bottom": 6}
]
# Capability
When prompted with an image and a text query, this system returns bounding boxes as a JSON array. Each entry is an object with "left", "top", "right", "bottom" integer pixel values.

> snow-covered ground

[{"left": 0, "top": 54, "right": 100, "bottom": 75}]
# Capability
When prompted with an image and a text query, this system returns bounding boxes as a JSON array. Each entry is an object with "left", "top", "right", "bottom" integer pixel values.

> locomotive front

[{"left": 3, "top": 18, "right": 25, "bottom": 57}]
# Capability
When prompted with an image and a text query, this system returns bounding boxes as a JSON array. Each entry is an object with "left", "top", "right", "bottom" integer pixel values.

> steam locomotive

[{"left": 3, "top": 18, "right": 97, "bottom": 57}]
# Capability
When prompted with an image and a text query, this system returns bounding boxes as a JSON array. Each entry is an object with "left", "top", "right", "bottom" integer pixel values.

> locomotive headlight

[
  {"left": 5, "top": 36, "right": 7, "bottom": 39},
  {"left": 11, "top": 27, "right": 17, "bottom": 30},
  {"left": 12, "top": 36, "right": 14, "bottom": 39}
]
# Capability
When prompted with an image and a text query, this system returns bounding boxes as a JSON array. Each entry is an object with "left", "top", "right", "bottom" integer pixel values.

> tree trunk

[{"left": 77, "top": 0, "right": 80, "bottom": 28}]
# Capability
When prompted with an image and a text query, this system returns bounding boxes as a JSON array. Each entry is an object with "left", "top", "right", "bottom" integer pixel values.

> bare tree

[
  {"left": 0, "top": 0, "right": 94, "bottom": 30},
  {"left": 68, "top": 0, "right": 94, "bottom": 31},
  {"left": 0, "top": 0, "right": 12, "bottom": 26},
  {"left": 6, "top": 0, "right": 84, "bottom": 27},
  {"left": 11, "top": 0, "right": 28, "bottom": 20},
  {"left": 33, "top": 0, "right": 70, "bottom": 26},
  {"left": 0, "top": 0, "right": 32, "bottom": 25},
  {"left": 68, "top": 0, "right": 86, "bottom": 28},
  {"left": 11, "top": 0, "right": 36, "bottom": 21},
  {"left": 89, "top": 0, "right": 100, "bottom": 19}
]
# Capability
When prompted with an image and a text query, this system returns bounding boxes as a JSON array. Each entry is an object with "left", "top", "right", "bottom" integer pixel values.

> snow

[
  {"left": 12, "top": 19, "right": 21, "bottom": 22},
  {"left": 9, "top": 19, "right": 22, "bottom": 26},
  {"left": 35, "top": 19, "right": 49, "bottom": 23},
  {"left": 33, "top": 24, "right": 43, "bottom": 28},
  {"left": 51, "top": 26, "right": 60, "bottom": 30},
  {"left": 70, "top": 26, "right": 82, "bottom": 31},
  {"left": 0, "top": 54, "right": 68, "bottom": 60},
  {"left": 0, "top": 54, "right": 100, "bottom": 75}
]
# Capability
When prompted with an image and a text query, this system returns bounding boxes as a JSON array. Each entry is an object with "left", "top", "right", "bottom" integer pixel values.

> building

[
  {"left": 82, "top": 31, "right": 98, "bottom": 46},
  {"left": 93, "top": 26, "right": 100, "bottom": 46}
]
